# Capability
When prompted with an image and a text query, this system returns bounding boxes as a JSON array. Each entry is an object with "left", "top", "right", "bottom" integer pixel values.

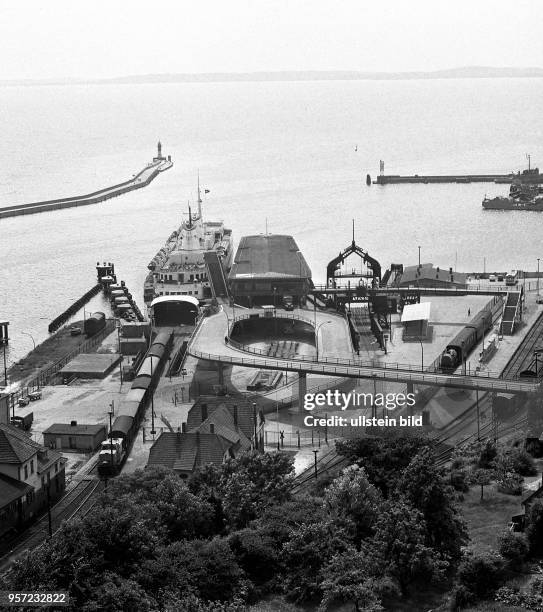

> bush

[
  {"left": 497, "top": 531, "right": 529, "bottom": 568},
  {"left": 456, "top": 550, "right": 506, "bottom": 601},
  {"left": 478, "top": 440, "right": 497, "bottom": 469},
  {"left": 510, "top": 448, "right": 537, "bottom": 476},
  {"left": 450, "top": 469, "right": 469, "bottom": 493},
  {"left": 495, "top": 585, "right": 543, "bottom": 610}
]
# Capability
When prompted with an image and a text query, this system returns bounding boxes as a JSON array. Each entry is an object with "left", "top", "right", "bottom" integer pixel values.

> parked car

[
  {"left": 28, "top": 390, "right": 42, "bottom": 401},
  {"left": 18, "top": 396, "right": 30, "bottom": 407}
]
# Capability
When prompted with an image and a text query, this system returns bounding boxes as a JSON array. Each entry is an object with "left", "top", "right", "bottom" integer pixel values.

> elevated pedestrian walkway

[{"left": 187, "top": 311, "right": 540, "bottom": 396}]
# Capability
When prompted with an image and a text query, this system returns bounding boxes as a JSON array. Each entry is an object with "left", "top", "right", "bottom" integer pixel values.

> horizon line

[{"left": 1, "top": 65, "right": 543, "bottom": 86}]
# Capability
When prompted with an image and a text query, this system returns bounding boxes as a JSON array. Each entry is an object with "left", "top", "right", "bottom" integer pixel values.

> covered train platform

[{"left": 150, "top": 296, "right": 199, "bottom": 326}]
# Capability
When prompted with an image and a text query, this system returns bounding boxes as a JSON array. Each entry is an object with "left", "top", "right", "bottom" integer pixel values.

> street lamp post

[
  {"left": 419, "top": 319, "right": 424, "bottom": 371},
  {"left": 315, "top": 320, "right": 332, "bottom": 361},
  {"left": 2, "top": 343, "right": 7, "bottom": 387},
  {"left": 418, "top": 246, "right": 421, "bottom": 267},
  {"left": 313, "top": 449, "right": 318, "bottom": 479},
  {"left": 150, "top": 355, "right": 156, "bottom": 435},
  {"left": 108, "top": 408, "right": 114, "bottom": 470},
  {"left": 538, "top": 258, "right": 541, "bottom": 299}
]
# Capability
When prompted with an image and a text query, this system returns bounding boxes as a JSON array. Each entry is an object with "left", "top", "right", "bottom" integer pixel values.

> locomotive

[{"left": 440, "top": 309, "right": 493, "bottom": 371}]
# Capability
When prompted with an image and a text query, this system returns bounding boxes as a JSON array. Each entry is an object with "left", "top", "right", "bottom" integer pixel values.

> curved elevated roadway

[{"left": 188, "top": 311, "right": 540, "bottom": 395}]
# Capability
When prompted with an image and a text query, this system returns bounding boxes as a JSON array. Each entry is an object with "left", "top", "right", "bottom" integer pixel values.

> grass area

[
  {"left": 8, "top": 319, "right": 92, "bottom": 386},
  {"left": 460, "top": 484, "right": 523, "bottom": 552}
]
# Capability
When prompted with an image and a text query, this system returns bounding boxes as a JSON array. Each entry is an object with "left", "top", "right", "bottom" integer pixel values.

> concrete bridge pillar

[
  {"left": 217, "top": 362, "right": 224, "bottom": 386},
  {"left": 298, "top": 372, "right": 307, "bottom": 413},
  {"left": 407, "top": 382, "right": 415, "bottom": 415}
]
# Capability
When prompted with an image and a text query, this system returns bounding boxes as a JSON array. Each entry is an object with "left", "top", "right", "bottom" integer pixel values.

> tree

[
  {"left": 79, "top": 572, "right": 156, "bottom": 612},
  {"left": 105, "top": 467, "right": 218, "bottom": 540},
  {"left": 251, "top": 496, "right": 327, "bottom": 546},
  {"left": 368, "top": 498, "right": 447, "bottom": 594},
  {"left": 318, "top": 547, "right": 395, "bottom": 611},
  {"left": 281, "top": 521, "right": 351, "bottom": 603},
  {"left": 498, "top": 531, "right": 529, "bottom": 568},
  {"left": 526, "top": 499, "right": 543, "bottom": 555},
  {"left": 336, "top": 435, "right": 431, "bottom": 496},
  {"left": 396, "top": 448, "right": 468, "bottom": 563},
  {"left": 470, "top": 468, "right": 493, "bottom": 500},
  {"left": 478, "top": 439, "right": 497, "bottom": 469},
  {"left": 138, "top": 538, "right": 247, "bottom": 605},
  {"left": 509, "top": 447, "right": 537, "bottom": 476},
  {"left": 455, "top": 550, "right": 506, "bottom": 601},
  {"left": 228, "top": 528, "right": 279, "bottom": 588},
  {"left": 323, "top": 465, "right": 383, "bottom": 543},
  {"left": 218, "top": 451, "right": 295, "bottom": 529}
]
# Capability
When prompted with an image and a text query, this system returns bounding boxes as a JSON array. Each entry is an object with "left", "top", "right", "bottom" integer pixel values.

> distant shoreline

[{"left": 2, "top": 66, "right": 543, "bottom": 87}]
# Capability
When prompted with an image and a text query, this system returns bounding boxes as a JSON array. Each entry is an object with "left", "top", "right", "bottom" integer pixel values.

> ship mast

[{"left": 197, "top": 171, "right": 202, "bottom": 220}]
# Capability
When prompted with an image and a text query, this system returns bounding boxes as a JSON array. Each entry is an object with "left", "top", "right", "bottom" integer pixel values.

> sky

[{"left": 0, "top": 0, "right": 542, "bottom": 80}]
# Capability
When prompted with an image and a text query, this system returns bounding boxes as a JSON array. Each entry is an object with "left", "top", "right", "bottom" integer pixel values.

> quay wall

[{"left": 374, "top": 174, "right": 519, "bottom": 185}]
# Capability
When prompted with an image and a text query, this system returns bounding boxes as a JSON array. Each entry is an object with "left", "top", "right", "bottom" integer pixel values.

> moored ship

[
  {"left": 143, "top": 182, "right": 233, "bottom": 316},
  {"left": 483, "top": 167, "right": 543, "bottom": 210}
]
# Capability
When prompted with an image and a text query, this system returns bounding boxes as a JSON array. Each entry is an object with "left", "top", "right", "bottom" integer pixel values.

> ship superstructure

[
  {"left": 483, "top": 178, "right": 543, "bottom": 210},
  {"left": 144, "top": 184, "right": 233, "bottom": 309}
]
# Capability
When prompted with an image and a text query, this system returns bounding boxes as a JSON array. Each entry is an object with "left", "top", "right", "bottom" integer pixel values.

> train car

[
  {"left": 147, "top": 343, "right": 165, "bottom": 361},
  {"left": 124, "top": 387, "right": 146, "bottom": 404},
  {"left": 97, "top": 329, "right": 173, "bottom": 477},
  {"left": 84, "top": 312, "right": 106, "bottom": 336},
  {"left": 441, "top": 308, "right": 493, "bottom": 370},
  {"left": 131, "top": 376, "right": 152, "bottom": 391}
]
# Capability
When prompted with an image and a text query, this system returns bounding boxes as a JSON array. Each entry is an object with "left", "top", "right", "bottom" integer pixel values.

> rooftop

[
  {"left": 147, "top": 432, "right": 232, "bottom": 472},
  {"left": 229, "top": 234, "right": 312, "bottom": 280},
  {"left": 390, "top": 263, "right": 467, "bottom": 287},
  {"left": 0, "top": 472, "right": 32, "bottom": 508},
  {"left": 43, "top": 423, "right": 106, "bottom": 436},
  {"left": 401, "top": 301, "right": 432, "bottom": 323},
  {"left": 188, "top": 396, "right": 261, "bottom": 440},
  {"left": 0, "top": 423, "right": 38, "bottom": 464},
  {"left": 194, "top": 404, "right": 252, "bottom": 450}
]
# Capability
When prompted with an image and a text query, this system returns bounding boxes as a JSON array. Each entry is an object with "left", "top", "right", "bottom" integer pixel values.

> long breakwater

[{"left": 0, "top": 158, "right": 172, "bottom": 219}]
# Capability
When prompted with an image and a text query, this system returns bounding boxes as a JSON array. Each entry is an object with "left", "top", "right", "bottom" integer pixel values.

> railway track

[
  {"left": 291, "top": 309, "right": 542, "bottom": 496},
  {"left": 0, "top": 478, "right": 104, "bottom": 572},
  {"left": 502, "top": 311, "right": 543, "bottom": 379}
]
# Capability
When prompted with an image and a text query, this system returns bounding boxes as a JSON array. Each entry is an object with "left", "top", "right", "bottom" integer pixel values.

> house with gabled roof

[
  {"left": 147, "top": 430, "right": 234, "bottom": 479},
  {"left": 0, "top": 423, "right": 66, "bottom": 533}
]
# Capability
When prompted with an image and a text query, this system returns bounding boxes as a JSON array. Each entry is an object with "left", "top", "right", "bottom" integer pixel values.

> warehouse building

[{"left": 228, "top": 234, "right": 312, "bottom": 307}]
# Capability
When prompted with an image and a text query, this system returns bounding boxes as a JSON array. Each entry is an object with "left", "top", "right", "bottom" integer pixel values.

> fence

[{"left": 7, "top": 319, "right": 117, "bottom": 410}]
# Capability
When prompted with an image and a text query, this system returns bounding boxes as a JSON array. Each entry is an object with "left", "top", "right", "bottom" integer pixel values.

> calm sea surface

[{"left": 1, "top": 78, "right": 543, "bottom": 364}]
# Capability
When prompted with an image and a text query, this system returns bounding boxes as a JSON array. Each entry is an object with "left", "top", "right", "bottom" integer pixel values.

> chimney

[
  {"left": 177, "top": 427, "right": 182, "bottom": 441},
  {"left": 181, "top": 422, "right": 187, "bottom": 433},
  {"left": 70, "top": 420, "right": 77, "bottom": 427},
  {"left": 233, "top": 405, "right": 238, "bottom": 427},
  {"left": 209, "top": 423, "right": 215, "bottom": 434},
  {"left": 201, "top": 403, "right": 208, "bottom": 422}
]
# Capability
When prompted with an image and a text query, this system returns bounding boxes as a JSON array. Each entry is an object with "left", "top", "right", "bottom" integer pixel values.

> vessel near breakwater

[
  {"left": 144, "top": 178, "right": 233, "bottom": 324},
  {"left": 0, "top": 142, "right": 172, "bottom": 219}
]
